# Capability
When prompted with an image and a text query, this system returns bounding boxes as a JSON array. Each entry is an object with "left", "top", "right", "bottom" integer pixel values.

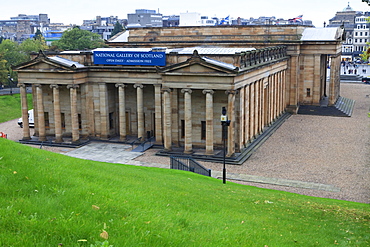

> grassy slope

[
  {"left": 0, "top": 94, "right": 33, "bottom": 123},
  {"left": 0, "top": 138, "right": 368, "bottom": 247}
]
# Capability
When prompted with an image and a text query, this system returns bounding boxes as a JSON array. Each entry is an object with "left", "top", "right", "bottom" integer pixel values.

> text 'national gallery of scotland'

[{"left": 13, "top": 25, "right": 345, "bottom": 162}]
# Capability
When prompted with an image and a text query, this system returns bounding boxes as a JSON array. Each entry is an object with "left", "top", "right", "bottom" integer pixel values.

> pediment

[
  {"left": 159, "top": 50, "right": 239, "bottom": 75},
  {"left": 13, "top": 51, "right": 84, "bottom": 72},
  {"left": 168, "top": 63, "right": 226, "bottom": 74}
]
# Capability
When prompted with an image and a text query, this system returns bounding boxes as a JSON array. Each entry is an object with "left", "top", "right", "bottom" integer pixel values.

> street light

[
  {"left": 220, "top": 107, "right": 230, "bottom": 184},
  {"left": 7, "top": 74, "right": 13, "bottom": 95}
]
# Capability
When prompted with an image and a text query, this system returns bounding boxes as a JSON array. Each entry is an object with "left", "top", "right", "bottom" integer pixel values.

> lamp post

[
  {"left": 220, "top": 107, "right": 230, "bottom": 184},
  {"left": 7, "top": 74, "right": 13, "bottom": 95}
]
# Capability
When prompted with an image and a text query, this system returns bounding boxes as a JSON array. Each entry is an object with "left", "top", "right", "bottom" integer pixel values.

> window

[
  {"left": 306, "top": 88, "right": 311, "bottom": 97},
  {"left": 61, "top": 113, "right": 65, "bottom": 129},
  {"left": 44, "top": 112, "right": 49, "bottom": 128},
  {"left": 78, "top": 114, "right": 82, "bottom": 130},
  {"left": 201, "top": 121, "right": 206, "bottom": 140},
  {"left": 109, "top": 112, "right": 114, "bottom": 129},
  {"left": 181, "top": 120, "right": 185, "bottom": 138}
]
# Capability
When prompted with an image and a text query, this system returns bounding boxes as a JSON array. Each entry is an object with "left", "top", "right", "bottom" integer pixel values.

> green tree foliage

[
  {"left": 111, "top": 21, "right": 124, "bottom": 37},
  {"left": 34, "top": 29, "right": 43, "bottom": 41},
  {"left": 52, "top": 26, "right": 107, "bottom": 51},
  {"left": 0, "top": 38, "right": 47, "bottom": 83}
]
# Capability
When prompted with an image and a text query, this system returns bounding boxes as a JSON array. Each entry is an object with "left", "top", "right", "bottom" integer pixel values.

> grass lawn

[
  {"left": 0, "top": 94, "right": 33, "bottom": 123},
  {"left": 0, "top": 138, "right": 368, "bottom": 246}
]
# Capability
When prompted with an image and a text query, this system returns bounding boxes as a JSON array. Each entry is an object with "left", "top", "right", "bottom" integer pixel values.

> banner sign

[{"left": 93, "top": 51, "right": 166, "bottom": 66}]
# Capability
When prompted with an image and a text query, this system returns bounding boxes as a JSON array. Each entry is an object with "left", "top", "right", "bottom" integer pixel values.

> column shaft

[
  {"left": 36, "top": 84, "right": 46, "bottom": 141},
  {"left": 154, "top": 85, "right": 163, "bottom": 144},
  {"left": 134, "top": 84, "right": 145, "bottom": 139},
  {"left": 68, "top": 85, "right": 79, "bottom": 142},
  {"left": 116, "top": 84, "right": 126, "bottom": 141},
  {"left": 99, "top": 83, "right": 109, "bottom": 139},
  {"left": 162, "top": 89, "right": 172, "bottom": 151},
  {"left": 19, "top": 84, "right": 30, "bottom": 140},
  {"left": 203, "top": 90, "right": 214, "bottom": 155},
  {"left": 227, "top": 90, "right": 236, "bottom": 157},
  {"left": 181, "top": 89, "right": 193, "bottom": 154},
  {"left": 51, "top": 85, "right": 63, "bottom": 143}
]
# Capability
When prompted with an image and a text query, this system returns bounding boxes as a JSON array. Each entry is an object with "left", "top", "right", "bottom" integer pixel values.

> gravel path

[{"left": 1, "top": 83, "right": 369, "bottom": 203}]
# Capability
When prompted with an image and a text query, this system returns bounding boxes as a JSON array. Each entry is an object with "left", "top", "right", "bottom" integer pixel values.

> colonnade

[
  {"left": 239, "top": 70, "right": 287, "bottom": 149},
  {"left": 19, "top": 71, "right": 287, "bottom": 157},
  {"left": 19, "top": 83, "right": 81, "bottom": 143}
]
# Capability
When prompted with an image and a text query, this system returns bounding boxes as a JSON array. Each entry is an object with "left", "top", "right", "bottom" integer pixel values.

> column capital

[
  {"left": 202, "top": 89, "right": 214, "bottom": 95},
  {"left": 18, "top": 83, "right": 27, "bottom": 88},
  {"left": 161, "top": 87, "right": 172, "bottom": 93},
  {"left": 67, "top": 84, "right": 79, "bottom": 89},
  {"left": 181, "top": 88, "right": 192, "bottom": 94},
  {"left": 50, "top": 84, "right": 59, "bottom": 89},
  {"left": 134, "top": 83, "right": 144, "bottom": 89},
  {"left": 154, "top": 84, "right": 162, "bottom": 88},
  {"left": 225, "top": 89, "right": 237, "bottom": 95},
  {"left": 34, "top": 84, "right": 42, "bottom": 88},
  {"left": 115, "top": 83, "right": 126, "bottom": 88}
]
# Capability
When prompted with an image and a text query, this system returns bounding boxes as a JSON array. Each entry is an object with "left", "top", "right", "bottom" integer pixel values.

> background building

[{"left": 127, "top": 9, "right": 163, "bottom": 28}]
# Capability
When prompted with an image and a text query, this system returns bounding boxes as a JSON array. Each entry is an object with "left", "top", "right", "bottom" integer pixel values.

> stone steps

[{"left": 334, "top": 96, "right": 355, "bottom": 117}]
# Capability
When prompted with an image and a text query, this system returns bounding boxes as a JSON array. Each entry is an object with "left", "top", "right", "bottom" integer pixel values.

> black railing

[
  {"left": 130, "top": 137, "right": 142, "bottom": 149},
  {"left": 139, "top": 136, "right": 155, "bottom": 151},
  {"left": 170, "top": 156, "right": 211, "bottom": 177}
]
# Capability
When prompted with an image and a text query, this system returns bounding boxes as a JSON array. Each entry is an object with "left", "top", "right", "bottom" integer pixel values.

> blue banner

[{"left": 93, "top": 51, "right": 166, "bottom": 66}]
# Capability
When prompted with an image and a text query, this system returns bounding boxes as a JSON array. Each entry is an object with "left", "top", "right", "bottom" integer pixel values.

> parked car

[
  {"left": 362, "top": 77, "right": 370, "bottom": 84},
  {"left": 18, "top": 109, "right": 34, "bottom": 128}
]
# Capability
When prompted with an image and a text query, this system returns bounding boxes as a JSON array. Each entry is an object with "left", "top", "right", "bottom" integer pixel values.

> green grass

[
  {"left": 0, "top": 138, "right": 369, "bottom": 247},
  {"left": 0, "top": 94, "right": 33, "bottom": 123}
]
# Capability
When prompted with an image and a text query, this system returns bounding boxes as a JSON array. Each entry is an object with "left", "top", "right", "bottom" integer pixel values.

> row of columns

[
  {"left": 239, "top": 70, "right": 286, "bottom": 149},
  {"left": 19, "top": 83, "right": 80, "bottom": 143}
]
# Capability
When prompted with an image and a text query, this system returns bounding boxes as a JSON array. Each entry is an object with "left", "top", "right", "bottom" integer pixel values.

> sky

[{"left": 0, "top": 0, "right": 369, "bottom": 27}]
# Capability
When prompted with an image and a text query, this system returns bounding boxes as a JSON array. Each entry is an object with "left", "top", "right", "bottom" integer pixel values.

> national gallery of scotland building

[{"left": 13, "top": 25, "right": 345, "bottom": 160}]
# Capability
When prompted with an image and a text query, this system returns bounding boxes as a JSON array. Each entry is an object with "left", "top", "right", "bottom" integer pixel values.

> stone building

[{"left": 13, "top": 25, "right": 344, "bottom": 160}]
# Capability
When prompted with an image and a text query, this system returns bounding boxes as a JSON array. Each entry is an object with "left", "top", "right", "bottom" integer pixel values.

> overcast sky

[{"left": 1, "top": 0, "right": 369, "bottom": 27}]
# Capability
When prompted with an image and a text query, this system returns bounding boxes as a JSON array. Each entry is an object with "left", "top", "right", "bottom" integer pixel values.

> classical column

[
  {"left": 254, "top": 81, "right": 259, "bottom": 136},
  {"left": 244, "top": 85, "right": 250, "bottom": 143},
  {"left": 181, "top": 89, "right": 193, "bottom": 154},
  {"left": 249, "top": 82, "right": 255, "bottom": 139},
  {"left": 203, "top": 90, "right": 214, "bottom": 155},
  {"left": 19, "top": 83, "right": 30, "bottom": 140},
  {"left": 134, "top": 84, "right": 145, "bottom": 139},
  {"left": 154, "top": 85, "right": 163, "bottom": 144},
  {"left": 259, "top": 79, "right": 264, "bottom": 133},
  {"left": 99, "top": 83, "right": 109, "bottom": 139},
  {"left": 239, "top": 87, "right": 245, "bottom": 149},
  {"left": 116, "top": 83, "right": 127, "bottom": 141},
  {"left": 329, "top": 55, "right": 340, "bottom": 105},
  {"left": 162, "top": 88, "right": 172, "bottom": 151},
  {"left": 282, "top": 70, "right": 287, "bottom": 112},
  {"left": 226, "top": 90, "right": 236, "bottom": 157},
  {"left": 35, "top": 84, "right": 46, "bottom": 141},
  {"left": 51, "top": 85, "right": 63, "bottom": 143},
  {"left": 67, "top": 84, "right": 79, "bottom": 142}
]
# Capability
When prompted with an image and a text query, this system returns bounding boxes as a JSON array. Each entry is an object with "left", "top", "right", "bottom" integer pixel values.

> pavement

[{"left": 63, "top": 142, "right": 341, "bottom": 192}]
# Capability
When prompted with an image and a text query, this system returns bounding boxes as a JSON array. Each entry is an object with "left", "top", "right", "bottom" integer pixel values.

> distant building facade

[
  {"left": 127, "top": 9, "right": 163, "bottom": 28},
  {"left": 328, "top": 3, "right": 370, "bottom": 61},
  {"left": 0, "top": 14, "right": 50, "bottom": 41}
]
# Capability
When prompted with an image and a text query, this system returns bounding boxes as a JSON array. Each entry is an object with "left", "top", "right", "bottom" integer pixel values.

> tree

[
  {"left": 52, "top": 27, "right": 107, "bottom": 51},
  {"left": 111, "top": 21, "right": 124, "bottom": 37},
  {"left": 0, "top": 38, "right": 48, "bottom": 83},
  {"left": 34, "top": 29, "right": 43, "bottom": 41}
]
